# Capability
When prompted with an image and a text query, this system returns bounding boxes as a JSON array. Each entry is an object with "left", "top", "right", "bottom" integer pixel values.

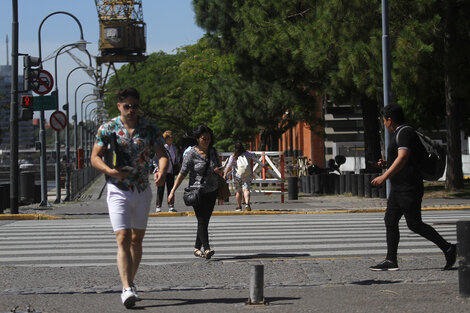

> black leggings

[
  {"left": 385, "top": 189, "right": 451, "bottom": 263},
  {"left": 193, "top": 190, "right": 217, "bottom": 251},
  {"left": 156, "top": 173, "right": 175, "bottom": 207}
]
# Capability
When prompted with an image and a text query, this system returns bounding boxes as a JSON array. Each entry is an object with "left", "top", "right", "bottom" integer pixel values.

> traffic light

[
  {"left": 20, "top": 95, "right": 34, "bottom": 121},
  {"left": 23, "top": 55, "right": 41, "bottom": 92}
]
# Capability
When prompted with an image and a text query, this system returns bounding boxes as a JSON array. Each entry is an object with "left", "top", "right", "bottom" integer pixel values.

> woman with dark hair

[
  {"left": 168, "top": 125, "right": 224, "bottom": 259},
  {"left": 224, "top": 142, "right": 259, "bottom": 211}
]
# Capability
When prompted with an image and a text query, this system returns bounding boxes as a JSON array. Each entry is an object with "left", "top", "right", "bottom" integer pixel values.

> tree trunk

[
  {"left": 361, "top": 96, "right": 382, "bottom": 173},
  {"left": 444, "top": 0, "right": 464, "bottom": 190}
]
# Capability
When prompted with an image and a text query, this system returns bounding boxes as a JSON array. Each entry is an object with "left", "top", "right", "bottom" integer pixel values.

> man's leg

[
  {"left": 115, "top": 229, "right": 133, "bottom": 289},
  {"left": 401, "top": 193, "right": 451, "bottom": 252},
  {"left": 370, "top": 192, "right": 401, "bottom": 271},
  {"left": 130, "top": 228, "right": 146, "bottom": 283}
]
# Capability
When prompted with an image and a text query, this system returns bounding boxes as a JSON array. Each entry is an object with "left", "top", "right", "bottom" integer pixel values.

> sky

[{"left": 0, "top": 0, "right": 205, "bottom": 120}]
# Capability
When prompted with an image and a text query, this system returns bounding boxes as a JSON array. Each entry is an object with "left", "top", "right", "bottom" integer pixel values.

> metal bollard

[
  {"left": 246, "top": 265, "right": 267, "bottom": 305},
  {"left": 457, "top": 220, "right": 470, "bottom": 298},
  {"left": 288, "top": 177, "right": 298, "bottom": 200}
]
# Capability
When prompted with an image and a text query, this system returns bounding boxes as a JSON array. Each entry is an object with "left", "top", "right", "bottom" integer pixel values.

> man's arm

[
  {"left": 153, "top": 144, "right": 169, "bottom": 187},
  {"left": 371, "top": 149, "right": 410, "bottom": 187}
]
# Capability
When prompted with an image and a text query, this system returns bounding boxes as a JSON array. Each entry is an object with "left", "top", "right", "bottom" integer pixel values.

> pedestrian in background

[
  {"left": 155, "top": 130, "right": 180, "bottom": 213},
  {"left": 224, "top": 142, "right": 259, "bottom": 211},
  {"left": 369, "top": 104, "right": 456, "bottom": 271},
  {"left": 168, "top": 125, "right": 224, "bottom": 259},
  {"left": 91, "top": 87, "right": 168, "bottom": 308}
]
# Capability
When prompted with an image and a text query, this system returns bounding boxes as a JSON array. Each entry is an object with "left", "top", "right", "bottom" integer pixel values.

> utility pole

[{"left": 9, "top": 0, "right": 19, "bottom": 214}]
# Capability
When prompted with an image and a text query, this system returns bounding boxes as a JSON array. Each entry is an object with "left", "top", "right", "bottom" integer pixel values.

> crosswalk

[{"left": 0, "top": 211, "right": 468, "bottom": 267}]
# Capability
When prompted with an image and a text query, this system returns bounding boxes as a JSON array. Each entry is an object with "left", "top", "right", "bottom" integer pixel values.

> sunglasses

[{"left": 123, "top": 104, "right": 140, "bottom": 110}]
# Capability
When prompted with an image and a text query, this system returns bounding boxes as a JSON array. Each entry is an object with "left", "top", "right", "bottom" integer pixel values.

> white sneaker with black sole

[
  {"left": 169, "top": 207, "right": 176, "bottom": 212},
  {"left": 130, "top": 286, "right": 141, "bottom": 301},
  {"left": 369, "top": 259, "right": 399, "bottom": 271},
  {"left": 121, "top": 287, "right": 137, "bottom": 308},
  {"left": 155, "top": 207, "right": 161, "bottom": 213}
]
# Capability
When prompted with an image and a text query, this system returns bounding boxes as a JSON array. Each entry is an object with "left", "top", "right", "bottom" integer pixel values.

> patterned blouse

[
  {"left": 180, "top": 147, "right": 221, "bottom": 193},
  {"left": 95, "top": 116, "right": 164, "bottom": 192}
]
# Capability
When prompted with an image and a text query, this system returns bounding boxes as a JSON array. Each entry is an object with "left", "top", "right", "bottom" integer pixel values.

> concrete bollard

[
  {"left": 247, "top": 265, "right": 266, "bottom": 305},
  {"left": 457, "top": 221, "right": 470, "bottom": 298}
]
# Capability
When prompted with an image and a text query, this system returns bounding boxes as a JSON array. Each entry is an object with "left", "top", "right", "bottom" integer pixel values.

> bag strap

[{"left": 199, "top": 148, "right": 212, "bottom": 184}]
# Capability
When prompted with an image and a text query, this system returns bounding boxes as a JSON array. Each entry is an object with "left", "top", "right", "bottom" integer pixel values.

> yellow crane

[{"left": 94, "top": 0, "right": 147, "bottom": 88}]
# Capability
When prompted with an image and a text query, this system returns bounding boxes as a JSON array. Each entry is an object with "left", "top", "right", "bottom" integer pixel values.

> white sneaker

[
  {"left": 121, "top": 287, "right": 137, "bottom": 308},
  {"left": 130, "top": 286, "right": 141, "bottom": 301},
  {"left": 169, "top": 207, "right": 176, "bottom": 212},
  {"left": 155, "top": 207, "right": 161, "bottom": 213}
]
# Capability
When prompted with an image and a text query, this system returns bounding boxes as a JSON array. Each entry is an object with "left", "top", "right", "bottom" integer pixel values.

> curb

[
  {"left": 1, "top": 206, "right": 469, "bottom": 220},
  {"left": 0, "top": 214, "right": 63, "bottom": 220}
]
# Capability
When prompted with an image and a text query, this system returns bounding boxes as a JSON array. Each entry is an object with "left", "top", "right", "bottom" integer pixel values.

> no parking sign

[{"left": 50, "top": 111, "right": 67, "bottom": 132}]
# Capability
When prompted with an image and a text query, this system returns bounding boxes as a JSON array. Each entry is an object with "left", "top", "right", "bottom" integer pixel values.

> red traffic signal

[{"left": 21, "top": 95, "right": 34, "bottom": 108}]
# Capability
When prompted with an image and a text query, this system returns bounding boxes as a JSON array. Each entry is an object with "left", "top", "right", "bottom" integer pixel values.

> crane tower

[{"left": 95, "top": 0, "right": 147, "bottom": 87}]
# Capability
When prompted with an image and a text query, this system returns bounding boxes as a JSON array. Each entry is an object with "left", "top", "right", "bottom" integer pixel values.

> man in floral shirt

[{"left": 91, "top": 87, "right": 168, "bottom": 308}]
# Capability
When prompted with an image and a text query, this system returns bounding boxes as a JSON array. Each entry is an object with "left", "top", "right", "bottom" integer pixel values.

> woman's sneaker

[
  {"left": 169, "top": 207, "right": 177, "bottom": 212},
  {"left": 369, "top": 259, "right": 399, "bottom": 271},
  {"left": 245, "top": 204, "right": 251, "bottom": 211},
  {"left": 121, "top": 287, "right": 137, "bottom": 308},
  {"left": 155, "top": 207, "right": 161, "bottom": 213},
  {"left": 235, "top": 207, "right": 242, "bottom": 211}
]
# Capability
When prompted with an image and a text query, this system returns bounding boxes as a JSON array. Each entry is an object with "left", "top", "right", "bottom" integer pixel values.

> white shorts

[
  {"left": 233, "top": 176, "right": 252, "bottom": 192},
  {"left": 106, "top": 183, "right": 152, "bottom": 232}
]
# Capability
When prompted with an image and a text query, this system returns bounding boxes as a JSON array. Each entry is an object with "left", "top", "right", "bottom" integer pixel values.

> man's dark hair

[
  {"left": 117, "top": 87, "right": 140, "bottom": 101},
  {"left": 381, "top": 104, "right": 405, "bottom": 125}
]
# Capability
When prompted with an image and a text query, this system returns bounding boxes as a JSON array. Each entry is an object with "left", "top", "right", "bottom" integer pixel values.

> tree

[{"left": 193, "top": 0, "right": 470, "bottom": 187}]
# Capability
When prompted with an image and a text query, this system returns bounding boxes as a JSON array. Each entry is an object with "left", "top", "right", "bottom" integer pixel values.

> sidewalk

[
  {"left": 2, "top": 173, "right": 470, "bottom": 219},
  {"left": 0, "top": 255, "right": 468, "bottom": 312}
]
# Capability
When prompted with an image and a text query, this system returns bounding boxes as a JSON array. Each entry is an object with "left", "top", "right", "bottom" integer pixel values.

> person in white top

[{"left": 224, "top": 142, "right": 258, "bottom": 211}]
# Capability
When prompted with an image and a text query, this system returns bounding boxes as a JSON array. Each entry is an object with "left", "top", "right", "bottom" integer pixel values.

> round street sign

[
  {"left": 33, "top": 69, "right": 54, "bottom": 95},
  {"left": 50, "top": 110, "right": 67, "bottom": 132}
]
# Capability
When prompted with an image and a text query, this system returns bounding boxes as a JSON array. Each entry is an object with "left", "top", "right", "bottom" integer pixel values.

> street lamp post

[
  {"left": 64, "top": 66, "right": 94, "bottom": 201},
  {"left": 74, "top": 84, "right": 97, "bottom": 167},
  {"left": 37, "top": 11, "right": 86, "bottom": 207},
  {"left": 53, "top": 43, "right": 89, "bottom": 204},
  {"left": 78, "top": 95, "right": 98, "bottom": 167},
  {"left": 381, "top": 0, "right": 391, "bottom": 197}
]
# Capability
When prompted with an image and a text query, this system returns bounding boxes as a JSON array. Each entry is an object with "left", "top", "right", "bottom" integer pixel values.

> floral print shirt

[{"left": 96, "top": 116, "right": 164, "bottom": 192}]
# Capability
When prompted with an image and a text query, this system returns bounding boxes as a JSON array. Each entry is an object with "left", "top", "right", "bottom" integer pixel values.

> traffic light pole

[
  {"left": 39, "top": 109, "right": 51, "bottom": 207},
  {"left": 9, "top": 0, "right": 19, "bottom": 214}
]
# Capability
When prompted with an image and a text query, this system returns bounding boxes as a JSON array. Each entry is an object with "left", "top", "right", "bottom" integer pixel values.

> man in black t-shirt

[{"left": 369, "top": 104, "right": 456, "bottom": 271}]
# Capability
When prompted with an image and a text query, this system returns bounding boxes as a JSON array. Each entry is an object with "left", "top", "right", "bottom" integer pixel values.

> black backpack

[{"left": 397, "top": 126, "right": 446, "bottom": 181}]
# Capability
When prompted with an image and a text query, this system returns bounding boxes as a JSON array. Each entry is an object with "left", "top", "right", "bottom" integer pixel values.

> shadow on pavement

[
  {"left": 350, "top": 279, "right": 402, "bottom": 286},
  {"left": 135, "top": 296, "right": 299, "bottom": 309},
  {"left": 215, "top": 253, "right": 311, "bottom": 261}
]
